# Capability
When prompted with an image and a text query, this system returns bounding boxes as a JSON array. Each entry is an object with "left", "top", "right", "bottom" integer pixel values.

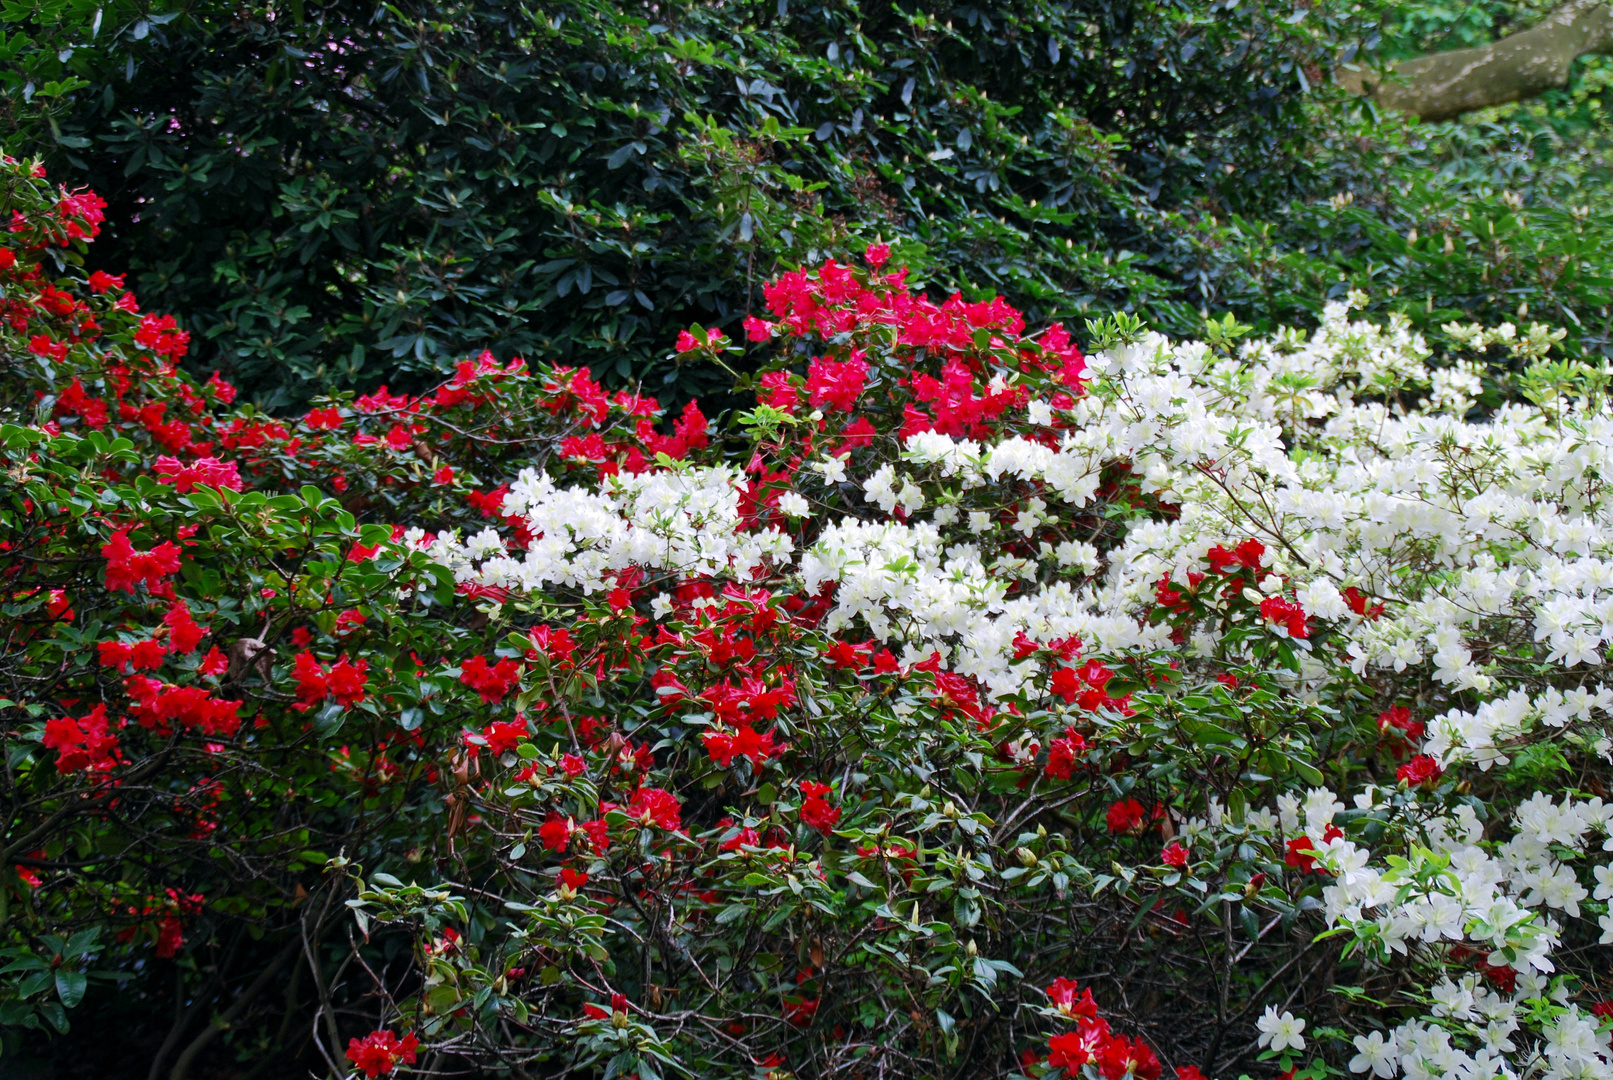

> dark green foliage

[
  {"left": 1148, "top": 0, "right": 1613, "bottom": 371},
  {"left": 1, "top": 0, "right": 1375, "bottom": 405}
]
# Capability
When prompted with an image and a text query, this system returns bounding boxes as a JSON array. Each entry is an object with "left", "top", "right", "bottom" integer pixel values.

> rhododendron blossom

[
  {"left": 11, "top": 158, "right": 1613, "bottom": 1080},
  {"left": 345, "top": 1030, "right": 419, "bottom": 1078}
]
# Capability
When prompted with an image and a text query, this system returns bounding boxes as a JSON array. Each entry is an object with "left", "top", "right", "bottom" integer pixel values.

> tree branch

[
  {"left": 1338, "top": 0, "right": 1613, "bottom": 121},
  {"left": 168, "top": 934, "right": 302, "bottom": 1080}
]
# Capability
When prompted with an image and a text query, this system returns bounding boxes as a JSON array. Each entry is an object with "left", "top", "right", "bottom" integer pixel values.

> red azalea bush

[{"left": 5, "top": 152, "right": 1613, "bottom": 1080}]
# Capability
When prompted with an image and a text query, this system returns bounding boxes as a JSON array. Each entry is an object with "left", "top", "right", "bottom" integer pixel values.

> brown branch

[
  {"left": 168, "top": 934, "right": 303, "bottom": 1080},
  {"left": 1338, "top": 0, "right": 1613, "bottom": 121}
]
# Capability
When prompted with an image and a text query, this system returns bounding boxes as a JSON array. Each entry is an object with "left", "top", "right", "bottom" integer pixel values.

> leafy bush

[
  {"left": 0, "top": 0, "right": 1381, "bottom": 406},
  {"left": 8, "top": 154, "right": 1613, "bottom": 1080},
  {"left": 1153, "top": 102, "right": 1613, "bottom": 380},
  {"left": 1150, "top": 0, "right": 1613, "bottom": 375}
]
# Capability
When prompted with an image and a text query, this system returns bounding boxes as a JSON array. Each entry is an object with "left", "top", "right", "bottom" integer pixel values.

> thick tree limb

[{"left": 1337, "top": 0, "right": 1613, "bottom": 121}]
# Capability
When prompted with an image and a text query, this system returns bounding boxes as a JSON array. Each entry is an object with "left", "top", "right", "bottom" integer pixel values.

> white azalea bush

[
  {"left": 16, "top": 157, "right": 1611, "bottom": 1078},
  {"left": 347, "top": 255, "right": 1613, "bottom": 1080}
]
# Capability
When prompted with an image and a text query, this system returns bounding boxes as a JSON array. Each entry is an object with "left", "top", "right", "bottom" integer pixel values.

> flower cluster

[
  {"left": 345, "top": 1029, "right": 419, "bottom": 1078},
  {"left": 9, "top": 153, "right": 1613, "bottom": 1080}
]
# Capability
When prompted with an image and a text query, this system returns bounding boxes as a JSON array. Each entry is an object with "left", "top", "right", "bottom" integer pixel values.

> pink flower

[
  {"left": 153, "top": 456, "right": 243, "bottom": 494},
  {"left": 674, "top": 327, "right": 724, "bottom": 353}
]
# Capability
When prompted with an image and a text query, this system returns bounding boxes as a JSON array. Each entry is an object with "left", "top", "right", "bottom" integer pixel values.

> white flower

[
  {"left": 813, "top": 453, "right": 849, "bottom": 484},
  {"left": 1350, "top": 1030, "right": 1398, "bottom": 1078},
  {"left": 1592, "top": 863, "right": 1613, "bottom": 901},
  {"left": 1257, "top": 1007, "right": 1307, "bottom": 1052},
  {"left": 776, "top": 491, "right": 811, "bottom": 518}
]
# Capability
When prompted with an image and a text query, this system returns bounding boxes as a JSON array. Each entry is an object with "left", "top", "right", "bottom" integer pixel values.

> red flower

[
  {"left": 133, "top": 313, "right": 190, "bottom": 358},
  {"left": 1342, "top": 586, "right": 1385, "bottom": 620},
  {"left": 757, "top": 370, "right": 797, "bottom": 409},
  {"left": 626, "top": 787, "right": 682, "bottom": 831},
  {"left": 1161, "top": 842, "right": 1189, "bottom": 869},
  {"left": 1046, "top": 977, "right": 1098, "bottom": 1020},
  {"left": 1047, "top": 1019, "right": 1110, "bottom": 1070},
  {"left": 799, "top": 781, "right": 841, "bottom": 833},
  {"left": 42, "top": 705, "right": 119, "bottom": 773},
  {"left": 1045, "top": 727, "right": 1088, "bottom": 779},
  {"left": 129, "top": 638, "right": 168, "bottom": 670},
  {"left": 805, "top": 353, "right": 869, "bottom": 412},
  {"left": 674, "top": 327, "right": 725, "bottom": 352},
  {"left": 326, "top": 657, "right": 368, "bottom": 707},
  {"left": 102, "top": 529, "right": 182, "bottom": 594},
  {"left": 1258, "top": 595, "right": 1310, "bottom": 639},
  {"left": 1233, "top": 538, "right": 1265, "bottom": 570},
  {"left": 1105, "top": 799, "right": 1146, "bottom": 834},
  {"left": 527, "top": 625, "right": 576, "bottom": 665},
  {"left": 703, "top": 722, "right": 781, "bottom": 774},
  {"left": 155, "top": 915, "right": 186, "bottom": 958},
  {"left": 824, "top": 639, "right": 872, "bottom": 670},
  {"left": 539, "top": 815, "right": 577, "bottom": 852},
  {"left": 783, "top": 996, "right": 819, "bottom": 1025},
  {"left": 99, "top": 639, "right": 158, "bottom": 672},
  {"left": 839, "top": 415, "right": 876, "bottom": 450},
  {"left": 1100, "top": 1036, "right": 1160, "bottom": 1080},
  {"left": 304, "top": 407, "right": 343, "bottom": 430},
  {"left": 1285, "top": 825, "right": 1343, "bottom": 874},
  {"left": 719, "top": 821, "right": 761, "bottom": 851},
  {"left": 558, "top": 867, "right": 589, "bottom": 893},
  {"left": 46, "top": 589, "right": 74, "bottom": 621},
  {"left": 865, "top": 242, "right": 891, "bottom": 268},
  {"left": 205, "top": 371, "right": 237, "bottom": 404},
  {"left": 292, "top": 653, "right": 368, "bottom": 710},
  {"left": 579, "top": 818, "right": 610, "bottom": 851},
  {"left": 152, "top": 455, "right": 243, "bottom": 494},
  {"left": 345, "top": 1030, "right": 420, "bottom": 1078},
  {"left": 478, "top": 719, "right": 528, "bottom": 756},
  {"left": 123, "top": 681, "right": 241, "bottom": 737},
  {"left": 164, "top": 600, "right": 207, "bottom": 653},
  {"left": 459, "top": 654, "right": 522, "bottom": 704},
  {"left": 1378, "top": 706, "right": 1426, "bottom": 742},
  {"left": 584, "top": 992, "right": 630, "bottom": 1021},
  {"left": 1396, "top": 754, "right": 1443, "bottom": 787}
]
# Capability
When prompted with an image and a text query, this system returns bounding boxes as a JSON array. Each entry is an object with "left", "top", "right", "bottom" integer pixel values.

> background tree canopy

[
  {"left": 6, "top": 0, "right": 1613, "bottom": 409},
  {"left": 0, "top": 0, "right": 1381, "bottom": 406}
]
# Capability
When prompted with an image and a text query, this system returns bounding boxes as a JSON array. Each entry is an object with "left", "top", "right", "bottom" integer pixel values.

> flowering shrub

[{"left": 5, "top": 152, "right": 1613, "bottom": 1080}]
